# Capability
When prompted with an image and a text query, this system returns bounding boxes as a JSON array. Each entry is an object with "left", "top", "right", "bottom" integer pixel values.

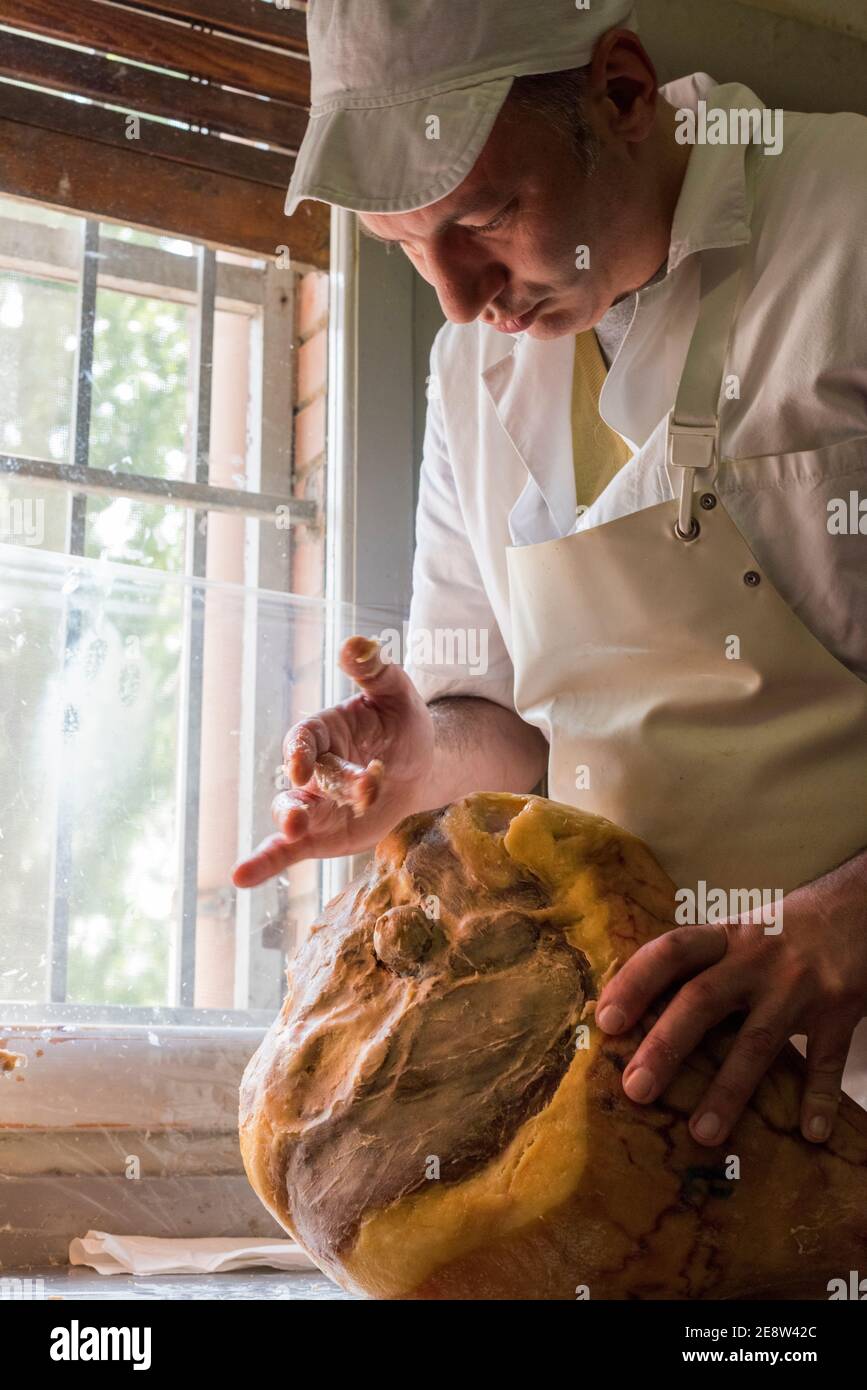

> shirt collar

[{"left": 662, "top": 76, "right": 762, "bottom": 271}]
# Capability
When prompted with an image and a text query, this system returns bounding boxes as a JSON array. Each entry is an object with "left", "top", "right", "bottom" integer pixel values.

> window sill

[
  {"left": 0, "top": 1024, "right": 275, "bottom": 1269},
  {"left": 0, "top": 1024, "right": 264, "bottom": 1130}
]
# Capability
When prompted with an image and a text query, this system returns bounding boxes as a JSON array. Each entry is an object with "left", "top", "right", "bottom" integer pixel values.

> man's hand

[
  {"left": 232, "top": 635, "right": 435, "bottom": 887},
  {"left": 596, "top": 851, "right": 867, "bottom": 1147}
]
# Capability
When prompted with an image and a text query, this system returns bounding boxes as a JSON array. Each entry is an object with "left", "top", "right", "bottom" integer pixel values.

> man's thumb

[{"left": 338, "top": 635, "right": 411, "bottom": 701}]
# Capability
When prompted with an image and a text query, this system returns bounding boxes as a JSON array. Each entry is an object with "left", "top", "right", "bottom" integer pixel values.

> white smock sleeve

[{"left": 404, "top": 333, "right": 516, "bottom": 711}]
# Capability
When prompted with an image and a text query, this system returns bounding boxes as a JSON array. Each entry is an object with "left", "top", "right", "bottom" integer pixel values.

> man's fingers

[
  {"left": 232, "top": 791, "right": 320, "bottom": 886},
  {"left": 235, "top": 781, "right": 344, "bottom": 884},
  {"left": 281, "top": 635, "right": 409, "bottom": 790},
  {"left": 354, "top": 760, "right": 384, "bottom": 812},
  {"left": 689, "top": 1007, "right": 791, "bottom": 1146},
  {"left": 234, "top": 784, "right": 353, "bottom": 887},
  {"left": 800, "top": 1016, "right": 853, "bottom": 1143},
  {"left": 310, "top": 752, "right": 384, "bottom": 814},
  {"left": 621, "top": 967, "right": 738, "bottom": 1106},
  {"left": 596, "top": 925, "right": 729, "bottom": 1035},
  {"left": 232, "top": 833, "right": 301, "bottom": 889},
  {"left": 283, "top": 717, "right": 330, "bottom": 786},
  {"left": 338, "top": 634, "right": 411, "bottom": 702},
  {"left": 339, "top": 634, "right": 387, "bottom": 686},
  {"left": 272, "top": 789, "right": 317, "bottom": 837}
]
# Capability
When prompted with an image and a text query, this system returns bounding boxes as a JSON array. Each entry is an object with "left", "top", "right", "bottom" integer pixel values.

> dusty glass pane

[
  {"left": 0, "top": 195, "right": 81, "bottom": 233},
  {"left": 88, "top": 286, "right": 193, "bottom": 481},
  {"left": 62, "top": 575, "right": 182, "bottom": 1008},
  {"left": 0, "top": 547, "right": 402, "bottom": 1018},
  {"left": 83, "top": 284, "right": 194, "bottom": 570},
  {"left": 0, "top": 549, "right": 182, "bottom": 1008},
  {"left": 0, "top": 271, "right": 77, "bottom": 461},
  {"left": 0, "top": 205, "right": 342, "bottom": 1023},
  {"left": 84, "top": 495, "right": 188, "bottom": 573},
  {"left": 0, "top": 475, "right": 67, "bottom": 555},
  {"left": 99, "top": 225, "right": 196, "bottom": 259},
  {"left": 217, "top": 249, "right": 267, "bottom": 270},
  {"left": 0, "top": 568, "right": 58, "bottom": 1001}
]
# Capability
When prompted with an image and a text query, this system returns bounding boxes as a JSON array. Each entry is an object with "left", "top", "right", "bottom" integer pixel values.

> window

[
  {"left": 0, "top": 3, "right": 427, "bottom": 1268},
  {"left": 0, "top": 195, "right": 339, "bottom": 1023},
  {"left": 0, "top": 1, "right": 401, "bottom": 1042}
]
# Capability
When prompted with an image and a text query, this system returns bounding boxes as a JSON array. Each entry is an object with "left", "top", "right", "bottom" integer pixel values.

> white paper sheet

[{"left": 69, "top": 1230, "right": 318, "bottom": 1276}]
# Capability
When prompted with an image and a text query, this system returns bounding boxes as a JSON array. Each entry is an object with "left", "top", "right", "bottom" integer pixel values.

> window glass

[
  {"left": 0, "top": 200, "right": 339, "bottom": 1022},
  {"left": 0, "top": 271, "right": 77, "bottom": 462}
]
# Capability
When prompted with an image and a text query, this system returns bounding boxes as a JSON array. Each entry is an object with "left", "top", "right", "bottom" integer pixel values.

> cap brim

[{"left": 285, "top": 75, "right": 514, "bottom": 217}]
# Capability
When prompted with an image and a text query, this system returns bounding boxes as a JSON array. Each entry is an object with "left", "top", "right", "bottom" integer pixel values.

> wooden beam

[
  {"left": 0, "top": 81, "right": 294, "bottom": 188},
  {"left": 1, "top": 0, "right": 311, "bottom": 104},
  {"left": 0, "top": 30, "right": 309, "bottom": 149},
  {"left": 0, "top": 116, "right": 330, "bottom": 266},
  {"left": 121, "top": 0, "right": 309, "bottom": 54}
]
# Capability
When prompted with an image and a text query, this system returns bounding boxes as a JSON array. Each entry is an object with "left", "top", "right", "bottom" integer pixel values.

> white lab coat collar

[
  {"left": 666, "top": 79, "right": 756, "bottom": 269},
  {"left": 482, "top": 75, "right": 761, "bottom": 546}
]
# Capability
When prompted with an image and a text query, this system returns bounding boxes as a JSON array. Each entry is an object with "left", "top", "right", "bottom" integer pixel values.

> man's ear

[{"left": 589, "top": 29, "right": 658, "bottom": 141}]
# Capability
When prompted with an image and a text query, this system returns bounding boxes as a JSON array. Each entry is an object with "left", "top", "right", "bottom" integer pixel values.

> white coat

[{"left": 405, "top": 74, "right": 867, "bottom": 709}]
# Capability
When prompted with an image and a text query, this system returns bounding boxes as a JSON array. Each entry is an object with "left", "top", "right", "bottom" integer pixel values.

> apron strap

[{"left": 669, "top": 244, "right": 746, "bottom": 538}]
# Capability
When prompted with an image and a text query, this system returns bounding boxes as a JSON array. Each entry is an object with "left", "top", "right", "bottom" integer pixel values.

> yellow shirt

[{"left": 570, "top": 331, "right": 633, "bottom": 510}]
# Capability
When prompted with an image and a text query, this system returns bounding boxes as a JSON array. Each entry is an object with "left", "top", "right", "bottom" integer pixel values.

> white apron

[{"left": 506, "top": 155, "right": 867, "bottom": 1101}]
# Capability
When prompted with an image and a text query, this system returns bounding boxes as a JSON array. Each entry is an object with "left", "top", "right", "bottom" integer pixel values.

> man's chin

[{"left": 526, "top": 303, "right": 598, "bottom": 340}]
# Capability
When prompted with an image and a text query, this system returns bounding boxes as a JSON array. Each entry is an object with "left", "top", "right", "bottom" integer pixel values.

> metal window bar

[
  {"left": 70, "top": 220, "right": 99, "bottom": 550},
  {"left": 232, "top": 258, "right": 296, "bottom": 1012},
  {"left": 174, "top": 245, "right": 215, "bottom": 1009},
  {"left": 46, "top": 217, "right": 99, "bottom": 1004},
  {"left": 0, "top": 456, "right": 315, "bottom": 523},
  {"left": 322, "top": 208, "right": 357, "bottom": 907}
]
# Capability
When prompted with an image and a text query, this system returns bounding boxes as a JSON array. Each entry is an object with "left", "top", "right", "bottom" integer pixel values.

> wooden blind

[{"left": 0, "top": 0, "right": 329, "bottom": 265}]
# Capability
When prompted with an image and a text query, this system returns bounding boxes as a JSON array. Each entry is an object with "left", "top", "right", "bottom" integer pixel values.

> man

[{"left": 234, "top": 1, "right": 867, "bottom": 1151}]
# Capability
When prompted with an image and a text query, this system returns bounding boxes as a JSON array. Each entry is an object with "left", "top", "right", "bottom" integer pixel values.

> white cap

[{"left": 286, "top": 0, "right": 639, "bottom": 217}]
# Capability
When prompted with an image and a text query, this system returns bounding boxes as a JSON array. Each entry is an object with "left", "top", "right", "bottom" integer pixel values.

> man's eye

[{"left": 471, "top": 202, "right": 516, "bottom": 235}]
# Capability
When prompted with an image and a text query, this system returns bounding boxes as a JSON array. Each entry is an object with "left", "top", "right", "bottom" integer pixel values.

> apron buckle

[{"left": 668, "top": 417, "right": 719, "bottom": 540}]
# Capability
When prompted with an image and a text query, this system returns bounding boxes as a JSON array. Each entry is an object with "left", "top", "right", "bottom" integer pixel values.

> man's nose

[{"left": 421, "top": 241, "right": 507, "bottom": 325}]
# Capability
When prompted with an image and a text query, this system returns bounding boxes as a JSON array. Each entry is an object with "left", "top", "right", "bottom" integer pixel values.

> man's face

[{"left": 358, "top": 81, "right": 664, "bottom": 340}]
